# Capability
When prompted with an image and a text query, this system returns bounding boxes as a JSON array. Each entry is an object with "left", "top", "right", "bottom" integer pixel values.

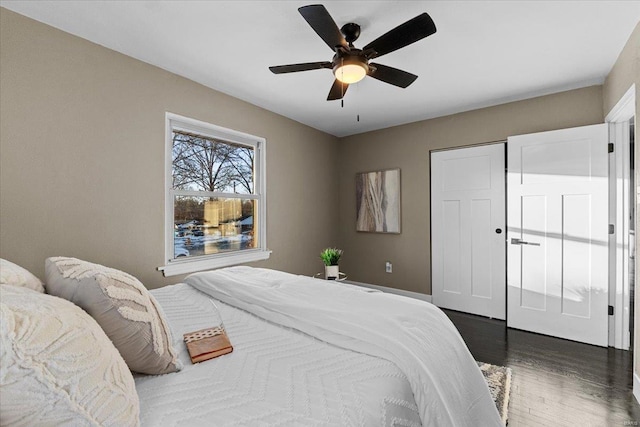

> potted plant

[{"left": 320, "top": 248, "right": 343, "bottom": 280}]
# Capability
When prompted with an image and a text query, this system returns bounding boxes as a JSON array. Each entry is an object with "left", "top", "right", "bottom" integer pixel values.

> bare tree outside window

[
  {"left": 228, "top": 146, "right": 254, "bottom": 194},
  {"left": 172, "top": 132, "right": 253, "bottom": 194}
]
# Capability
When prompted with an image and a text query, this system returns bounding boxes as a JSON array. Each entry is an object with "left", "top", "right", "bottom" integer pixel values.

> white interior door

[
  {"left": 431, "top": 143, "right": 506, "bottom": 319},
  {"left": 507, "top": 124, "right": 609, "bottom": 346}
]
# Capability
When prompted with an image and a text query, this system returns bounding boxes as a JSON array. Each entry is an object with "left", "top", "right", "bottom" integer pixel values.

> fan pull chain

[
  {"left": 355, "top": 80, "right": 359, "bottom": 122},
  {"left": 340, "top": 57, "right": 345, "bottom": 108}
]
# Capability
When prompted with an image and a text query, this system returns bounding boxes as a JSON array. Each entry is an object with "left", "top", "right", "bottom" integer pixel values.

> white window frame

[{"left": 159, "top": 112, "right": 270, "bottom": 277}]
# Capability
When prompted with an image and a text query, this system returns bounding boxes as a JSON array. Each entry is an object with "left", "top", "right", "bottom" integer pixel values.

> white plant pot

[{"left": 325, "top": 265, "right": 339, "bottom": 280}]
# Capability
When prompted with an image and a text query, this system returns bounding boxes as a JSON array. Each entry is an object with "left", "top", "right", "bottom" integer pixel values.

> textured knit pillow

[
  {"left": 0, "top": 286, "right": 140, "bottom": 426},
  {"left": 45, "top": 257, "right": 181, "bottom": 375},
  {"left": 0, "top": 259, "right": 45, "bottom": 293}
]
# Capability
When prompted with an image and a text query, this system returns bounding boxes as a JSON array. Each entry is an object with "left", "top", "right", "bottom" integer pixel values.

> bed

[
  {"left": 0, "top": 260, "right": 502, "bottom": 427},
  {"left": 137, "top": 282, "right": 421, "bottom": 425}
]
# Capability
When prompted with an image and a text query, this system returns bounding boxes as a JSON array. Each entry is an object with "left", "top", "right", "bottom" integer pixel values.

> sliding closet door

[{"left": 431, "top": 143, "right": 506, "bottom": 319}]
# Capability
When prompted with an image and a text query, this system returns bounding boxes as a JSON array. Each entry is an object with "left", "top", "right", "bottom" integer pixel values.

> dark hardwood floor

[{"left": 444, "top": 309, "right": 640, "bottom": 426}]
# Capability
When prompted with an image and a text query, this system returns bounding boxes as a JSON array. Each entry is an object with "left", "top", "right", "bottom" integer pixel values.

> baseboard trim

[
  {"left": 342, "top": 280, "right": 432, "bottom": 303},
  {"left": 634, "top": 372, "right": 640, "bottom": 404}
]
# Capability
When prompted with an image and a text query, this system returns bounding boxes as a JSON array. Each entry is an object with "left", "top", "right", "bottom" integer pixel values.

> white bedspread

[
  {"left": 185, "top": 267, "right": 502, "bottom": 427},
  {"left": 136, "top": 283, "right": 422, "bottom": 426}
]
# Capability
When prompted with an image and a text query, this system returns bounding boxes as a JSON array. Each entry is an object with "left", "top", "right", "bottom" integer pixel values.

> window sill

[{"left": 158, "top": 249, "right": 271, "bottom": 277}]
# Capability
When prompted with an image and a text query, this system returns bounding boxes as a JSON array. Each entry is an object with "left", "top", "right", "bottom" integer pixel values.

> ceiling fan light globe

[{"left": 334, "top": 64, "right": 367, "bottom": 84}]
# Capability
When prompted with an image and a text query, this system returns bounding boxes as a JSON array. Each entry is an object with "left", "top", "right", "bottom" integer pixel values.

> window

[{"left": 160, "top": 113, "right": 269, "bottom": 276}]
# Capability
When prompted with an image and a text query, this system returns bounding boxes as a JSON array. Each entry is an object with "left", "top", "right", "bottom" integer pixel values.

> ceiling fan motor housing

[{"left": 341, "top": 22, "right": 361, "bottom": 44}]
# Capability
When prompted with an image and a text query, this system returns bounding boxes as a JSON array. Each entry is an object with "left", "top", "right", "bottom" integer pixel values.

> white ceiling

[{"left": 2, "top": 1, "right": 639, "bottom": 137}]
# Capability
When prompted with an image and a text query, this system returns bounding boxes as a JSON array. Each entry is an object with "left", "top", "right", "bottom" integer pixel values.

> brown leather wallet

[{"left": 183, "top": 326, "right": 233, "bottom": 363}]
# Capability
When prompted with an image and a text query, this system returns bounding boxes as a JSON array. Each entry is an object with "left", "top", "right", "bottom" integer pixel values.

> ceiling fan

[{"left": 269, "top": 4, "right": 437, "bottom": 101}]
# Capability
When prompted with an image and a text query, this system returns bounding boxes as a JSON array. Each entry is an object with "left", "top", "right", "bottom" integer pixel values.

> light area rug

[{"left": 478, "top": 361, "right": 512, "bottom": 425}]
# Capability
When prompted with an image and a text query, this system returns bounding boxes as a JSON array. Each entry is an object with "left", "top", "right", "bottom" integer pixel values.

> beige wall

[
  {"left": 602, "top": 22, "right": 639, "bottom": 380},
  {"left": 337, "top": 86, "right": 604, "bottom": 294},
  {"left": 0, "top": 9, "right": 340, "bottom": 289},
  {"left": 603, "top": 23, "right": 639, "bottom": 116}
]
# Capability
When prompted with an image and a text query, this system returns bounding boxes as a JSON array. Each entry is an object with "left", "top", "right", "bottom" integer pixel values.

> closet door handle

[{"left": 510, "top": 238, "right": 540, "bottom": 246}]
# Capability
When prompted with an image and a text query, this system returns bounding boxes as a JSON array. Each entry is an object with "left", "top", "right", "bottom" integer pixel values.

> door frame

[{"left": 606, "top": 84, "right": 636, "bottom": 351}]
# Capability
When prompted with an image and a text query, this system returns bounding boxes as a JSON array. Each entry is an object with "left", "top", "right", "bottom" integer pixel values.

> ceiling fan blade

[
  {"left": 327, "top": 79, "right": 349, "bottom": 100},
  {"left": 363, "top": 13, "right": 436, "bottom": 59},
  {"left": 269, "top": 62, "right": 332, "bottom": 74},
  {"left": 299, "top": 5, "right": 348, "bottom": 51},
  {"left": 368, "top": 63, "right": 418, "bottom": 88}
]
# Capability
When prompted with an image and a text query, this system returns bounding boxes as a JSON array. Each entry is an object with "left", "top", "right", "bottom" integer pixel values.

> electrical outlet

[{"left": 385, "top": 261, "right": 392, "bottom": 273}]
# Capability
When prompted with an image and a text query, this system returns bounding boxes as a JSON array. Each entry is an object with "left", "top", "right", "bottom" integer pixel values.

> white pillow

[
  {"left": 0, "top": 286, "right": 140, "bottom": 426},
  {"left": 0, "top": 259, "right": 44, "bottom": 293},
  {"left": 45, "top": 257, "right": 181, "bottom": 375}
]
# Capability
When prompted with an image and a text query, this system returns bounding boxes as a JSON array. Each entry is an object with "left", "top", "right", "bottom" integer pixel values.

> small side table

[{"left": 313, "top": 272, "right": 348, "bottom": 281}]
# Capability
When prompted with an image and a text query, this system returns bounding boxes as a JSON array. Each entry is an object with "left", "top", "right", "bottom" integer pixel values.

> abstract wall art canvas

[{"left": 356, "top": 168, "right": 401, "bottom": 233}]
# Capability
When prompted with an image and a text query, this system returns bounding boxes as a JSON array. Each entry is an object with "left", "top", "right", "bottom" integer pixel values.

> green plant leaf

[{"left": 320, "top": 248, "right": 343, "bottom": 266}]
